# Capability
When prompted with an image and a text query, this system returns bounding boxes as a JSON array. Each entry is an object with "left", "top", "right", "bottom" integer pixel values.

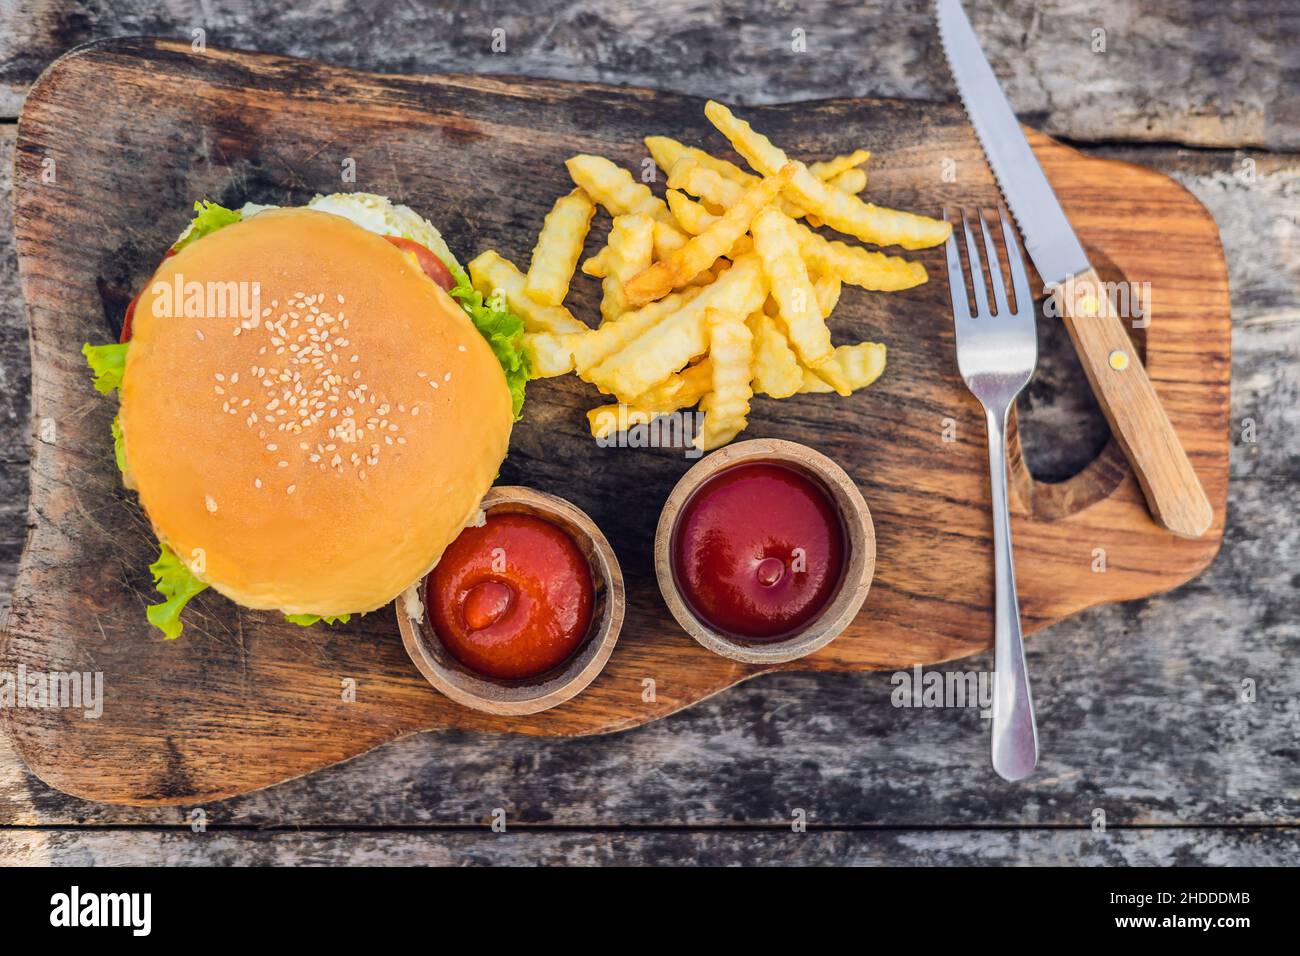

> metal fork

[{"left": 943, "top": 207, "right": 1039, "bottom": 781}]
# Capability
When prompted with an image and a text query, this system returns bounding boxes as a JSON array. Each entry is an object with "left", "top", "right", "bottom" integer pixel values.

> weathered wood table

[{"left": 0, "top": 0, "right": 1295, "bottom": 865}]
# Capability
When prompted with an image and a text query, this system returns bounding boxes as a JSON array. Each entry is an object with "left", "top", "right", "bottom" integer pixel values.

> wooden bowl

[
  {"left": 654, "top": 438, "right": 876, "bottom": 665},
  {"left": 396, "top": 486, "right": 624, "bottom": 715}
]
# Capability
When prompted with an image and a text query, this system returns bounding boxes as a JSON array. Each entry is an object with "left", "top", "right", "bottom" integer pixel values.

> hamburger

[{"left": 82, "top": 193, "right": 529, "bottom": 637}]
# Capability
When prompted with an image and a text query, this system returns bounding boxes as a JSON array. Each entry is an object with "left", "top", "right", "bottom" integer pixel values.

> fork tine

[
  {"left": 998, "top": 208, "right": 1034, "bottom": 318},
  {"left": 960, "top": 210, "right": 991, "bottom": 319},
  {"left": 978, "top": 209, "right": 1011, "bottom": 317},
  {"left": 943, "top": 208, "right": 972, "bottom": 321}
]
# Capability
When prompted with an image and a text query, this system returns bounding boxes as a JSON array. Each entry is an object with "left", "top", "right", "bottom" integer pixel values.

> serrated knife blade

[{"left": 935, "top": 0, "right": 1091, "bottom": 286}]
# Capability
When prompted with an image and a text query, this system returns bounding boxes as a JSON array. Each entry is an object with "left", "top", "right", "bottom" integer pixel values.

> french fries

[
  {"left": 751, "top": 208, "right": 834, "bottom": 373},
  {"left": 798, "top": 342, "right": 887, "bottom": 394},
  {"left": 623, "top": 165, "right": 793, "bottom": 308},
  {"left": 809, "top": 150, "right": 871, "bottom": 181},
  {"left": 468, "top": 251, "right": 588, "bottom": 335},
  {"left": 665, "top": 189, "right": 718, "bottom": 238},
  {"left": 800, "top": 230, "right": 927, "bottom": 291},
  {"left": 749, "top": 311, "right": 804, "bottom": 399},
  {"left": 648, "top": 136, "right": 753, "bottom": 187},
  {"left": 566, "top": 154, "right": 671, "bottom": 223},
  {"left": 829, "top": 166, "right": 867, "bottom": 195},
  {"left": 586, "top": 254, "right": 766, "bottom": 402},
  {"left": 600, "top": 213, "right": 655, "bottom": 322},
  {"left": 813, "top": 273, "right": 843, "bottom": 316},
  {"left": 572, "top": 286, "right": 703, "bottom": 375},
  {"left": 587, "top": 360, "right": 712, "bottom": 440},
  {"left": 668, "top": 160, "right": 925, "bottom": 290},
  {"left": 697, "top": 308, "right": 754, "bottom": 451},
  {"left": 705, "top": 100, "right": 951, "bottom": 250},
  {"left": 470, "top": 99, "right": 918, "bottom": 452},
  {"left": 525, "top": 188, "right": 596, "bottom": 306},
  {"left": 524, "top": 331, "right": 577, "bottom": 378}
]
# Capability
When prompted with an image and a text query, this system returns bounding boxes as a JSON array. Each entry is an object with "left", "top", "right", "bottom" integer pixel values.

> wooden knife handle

[{"left": 1053, "top": 267, "right": 1213, "bottom": 539}]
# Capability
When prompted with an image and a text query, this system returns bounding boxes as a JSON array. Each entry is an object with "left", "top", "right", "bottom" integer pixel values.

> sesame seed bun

[{"left": 119, "top": 207, "right": 513, "bottom": 617}]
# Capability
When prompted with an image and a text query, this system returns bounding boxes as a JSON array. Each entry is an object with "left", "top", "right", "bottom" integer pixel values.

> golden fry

[
  {"left": 750, "top": 207, "right": 836, "bottom": 376},
  {"left": 468, "top": 250, "right": 588, "bottom": 335},
  {"left": 808, "top": 150, "right": 870, "bottom": 181},
  {"left": 829, "top": 166, "right": 867, "bottom": 195},
  {"left": 748, "top": 311, "right": 803, "bottom": 399},
  {"left": 666, "top": 189, "right": 719, "bottom": 236},
  {"left": 704, "top": 100, "right": 950, "bottom": 249},
  {"left": 671, "top": 160, "right": 814, "bottom": 222},
  {"left": 633, "top": 359, "right": 713, "bottom": 409},
  {"left": 697, "top": 308, "right": 754, "bottom": 451},
  {"left": 813, "top": 273, "right": 842, "bottom": 316},
  {"left": 669, "top": 158, "right": 925, "bottom": 291},
  {"left": 669, "top": 162, "right": 745, "bottom": 207},
  {"left": 654, "top": 220, "right": 688, "bottom": 259},
  {"left": 586, "top": 254, "right": 766, "bottom": 402},
  {"left": 601, "top": 213, "right": 655, "bottom": 323},
  {"left": 586, "top": 360, "right": 712, "bottom": 440},
  {"left": 582, "top": 245, "right": 611, "bottom": 278},
  {"left": 799, "top": 230, "right": 928, "bottom": 291},
  {"left": 623, "top": 164, "right": 794, "bottom": 308},
  {"left": 523, "top": 331, "right": 577, "bottom": 378},
  {"left": 525, "top": 187, "right": 596, "bottom": 306},
  {"left": 647, "top": 135, "right": 754, "bottom": 186},
  {"left": 571, "top": 285, "right": 704, "bottom": 375},
  {"left": 799, "top": 342, "right": 887, "bottom": 393},
  {"left": 566, "top": 154, "right": 665, "bottom": 220}
]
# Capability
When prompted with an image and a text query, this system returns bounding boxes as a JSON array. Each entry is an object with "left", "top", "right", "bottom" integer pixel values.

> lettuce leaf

[
  {"left": 171, "top": 200, "right": 242, "bottom": 253},
  {"left": 110, "top": 414, "right": 128, "bottom": 475},
  {"left": 146, "top": 543, "right": 209, "bottom": 640},
  {"left": 284, "top": 613, "right": 352, "bottom": 627},
  {"left": 448, "top": 265, "right": 529, "bottom": 419},
  {"left": 82, "top": 341, "right": 129, "bottom": 395}
]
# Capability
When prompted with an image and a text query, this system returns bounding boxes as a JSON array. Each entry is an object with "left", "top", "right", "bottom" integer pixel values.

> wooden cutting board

[{"left": 3, "top": 39, "right": 1230, "bottom": 805}]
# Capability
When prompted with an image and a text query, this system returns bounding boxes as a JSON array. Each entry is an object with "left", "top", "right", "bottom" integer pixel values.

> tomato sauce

[
  {"left": 427, "top": 513, "right": 594, "bottom": 680},
  {"left": 671, "top": 461, "right": 845, "bottom": 641}
]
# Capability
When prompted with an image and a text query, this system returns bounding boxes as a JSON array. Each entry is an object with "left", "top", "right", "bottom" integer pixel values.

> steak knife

[{"left": 936, "top": 0, "right": 1212, "bottom": 539}]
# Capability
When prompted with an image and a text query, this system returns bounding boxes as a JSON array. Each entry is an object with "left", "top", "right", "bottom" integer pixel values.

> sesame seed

[
  {"left": 287, "top": 484, "right": 296, "bottom": 495},
  {"left": 196, "top": 329, "right": 205, "bottom": 341},
  {"left": 205, "top": 495, "right": 218, "bottom": 513}
]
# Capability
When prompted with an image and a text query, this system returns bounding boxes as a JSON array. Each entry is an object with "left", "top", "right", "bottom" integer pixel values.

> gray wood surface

[
  {"left": 2, "top": 0, "right": 1297, "bottom": 149},
  {"left": 0, "top": 1, "right": 1296, "bottom": 865},
  {"left": 2, "top": 827, "right": 1296, "bottom": 866}
]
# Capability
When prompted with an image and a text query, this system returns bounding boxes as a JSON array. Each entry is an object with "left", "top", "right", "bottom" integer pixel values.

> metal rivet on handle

[{"left": 1108, "top": 349, "right": 1130, "bottom": 371}]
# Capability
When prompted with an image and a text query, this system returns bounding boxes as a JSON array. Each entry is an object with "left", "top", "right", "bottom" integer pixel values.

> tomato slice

[
  {"left": 384, "top": 236, "right": 455, "bottom": 291},
  {"left": 120, "top": 249, "right": 175, "bottom": 342},
  {"left": 120, "top": 291, "right": 141, "bottom": 343}
]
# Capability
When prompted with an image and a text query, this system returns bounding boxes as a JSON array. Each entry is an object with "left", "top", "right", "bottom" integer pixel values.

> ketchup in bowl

[
  {"left": 427, "top": 513, "right": 595, "bottom": 680},
  {"left": 671, "top": 461, "right": 846, "bottom": 641}
]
